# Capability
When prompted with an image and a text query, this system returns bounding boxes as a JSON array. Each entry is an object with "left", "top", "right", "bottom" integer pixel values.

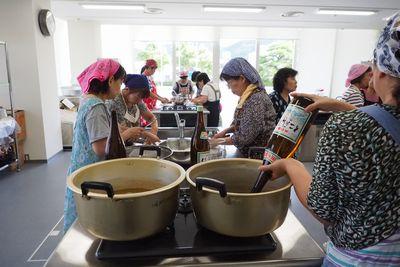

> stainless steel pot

[
  {"left": 186, "top": 158, "right": 292, "bottom": 237},
  {"left": 160, "top": 138, "right": 226, "bottom": 165},
  {"left": 126, "top": 145, "right": 173, "bottom": 160},
  {"left": 67, "top": 158, "right": 185, "bottom": 241},
  {"left": 159, "top": 138, "right": 191, "bottom": 164}
]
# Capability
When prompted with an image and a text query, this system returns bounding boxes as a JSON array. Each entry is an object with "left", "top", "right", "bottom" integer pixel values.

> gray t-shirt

[{"left": 80, "top": 97, "right": 110, "bottom": 144}]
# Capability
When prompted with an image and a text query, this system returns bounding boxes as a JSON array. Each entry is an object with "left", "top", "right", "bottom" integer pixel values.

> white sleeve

[{"left": 200, "top": 85, "right": 211, "bottom": 97}]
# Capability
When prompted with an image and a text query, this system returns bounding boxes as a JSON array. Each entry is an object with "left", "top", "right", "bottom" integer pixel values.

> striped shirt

[
  {"left": 323, "top": 232, "right": 400, "bottom": 266},
  {"left": 341, "top": 85, "right": 364, "bottom": 107}
]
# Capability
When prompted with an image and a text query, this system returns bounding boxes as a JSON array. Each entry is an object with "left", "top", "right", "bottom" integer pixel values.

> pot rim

[
  {"left": 67, "top": 158, "right": 185, "bottom": 200},
  {"left": 159, "top": 138, "right": 191, "bottom": 153},
  {"left": 186, "top": 158, "right": 292, "bottom": 196},
  {"left": 126, "top": 144, "right": 173, "bottom": 159}
]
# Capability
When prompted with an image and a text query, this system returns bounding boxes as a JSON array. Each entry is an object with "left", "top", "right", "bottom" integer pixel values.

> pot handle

[
  {"left": 81, "top": 181, "right": 114, "bottom": 199},
  {"left": 139, "top": 146, "right": 162, "bottom": 159},
  {"left": 196, "top": 177, "right": 227, "bottom": 198}
]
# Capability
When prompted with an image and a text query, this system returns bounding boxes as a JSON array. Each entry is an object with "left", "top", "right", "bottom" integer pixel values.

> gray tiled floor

[
  {"left": 0, "top": 152, "right": 326, "bottom": 267},
  {"left": 0, "top": 151, "right": 70, "bottom": 267}
]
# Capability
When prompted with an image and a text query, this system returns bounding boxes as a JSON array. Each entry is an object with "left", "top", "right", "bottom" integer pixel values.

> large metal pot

[
  {"left": 67, "top": 158, "right": 185, "bottom": 241},
  {"left": 186, "top": 158, "right": 292, "bottom": 237}
]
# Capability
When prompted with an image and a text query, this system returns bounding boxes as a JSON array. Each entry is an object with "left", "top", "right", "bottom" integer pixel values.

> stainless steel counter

[
  {"left": 152, "top": 108, "right": 210, "bottom": 115},
  {"left": 45, "top": 210, "right": 324, "bottom": 267}
]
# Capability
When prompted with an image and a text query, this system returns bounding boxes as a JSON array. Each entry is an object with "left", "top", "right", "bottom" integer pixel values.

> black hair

[
  {"left": 191, "top": 71, "right": 201, "bottom": 82},
  {"left": 196, "top": 72, "right": 210, "bottom": 84},
  {"left": 272, "top": 68, "right": 298, "bottom": 93},
  {"left": 220, "top": 73, "right": 242, "bottom": 82},
  {"left": 87, "top": 65, "right": 126, "bottom": 94},
  {"left": 140, "top": 66, "right": 146, "bottom": 74},
  {"left": 127, "top": 87, "right": 150, "bottom": 99},
  {"left": 350, "top": 67, "right": 372, "bottom": 85}
]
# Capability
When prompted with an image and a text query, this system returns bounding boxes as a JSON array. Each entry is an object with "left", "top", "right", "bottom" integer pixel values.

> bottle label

[
  {"left": 263, "top": 148, "right": 281, "bottom": 164},
  {"left": 273, "top": 104, "right": 311, "bottom": 143},
  {"left": 200, "top": 131, "right": 208, "bottom": 140},
  {"left": 197, "top": 151, "right": 211, "bottom": 163}
]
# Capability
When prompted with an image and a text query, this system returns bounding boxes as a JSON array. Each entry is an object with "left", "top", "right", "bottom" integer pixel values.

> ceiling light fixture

[
  {"left": 203, "top": 5, "right": 265, "bottom": 13},
  {"left": 144, "top": 8, "right": 164, "bottom": 14},
  {"left": 281, "top": 11, "right": 304, "bottom": 17},
  {"left": 317, "top": 9, "right": 376, "bottom": 16},
  {"left": 80, "top": 3, "right": 145, "bottom": 11}
]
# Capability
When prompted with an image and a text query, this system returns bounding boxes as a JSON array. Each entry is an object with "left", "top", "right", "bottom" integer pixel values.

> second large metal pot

[
  {"left": 186, "top": 158, "right": 292, "bottom": 237},
  {"left": 67, "top": 158, "right": 185, "bottom": 241}
]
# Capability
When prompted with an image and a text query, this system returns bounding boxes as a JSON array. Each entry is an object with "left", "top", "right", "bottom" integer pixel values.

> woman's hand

[
  {"left": 122, "top": 127, "right": 144, "bottom": 141},
  {"left": 258, "top": 159, "right": 292, "bottom": 180},
  {"left": 143, "top": 131, "right": 161, "bottom": 145},
  {"left": 118, "top": 124, "right": 128, "bottom": 133},
  {"left": 212, "top": 129, "right": 227, "bottom": 139},
  {"left": 290, "top": 92, "right": 356, "bottom": 112},
  {"left": 160, "top": 97, "right": 170, "bottom": 104}
]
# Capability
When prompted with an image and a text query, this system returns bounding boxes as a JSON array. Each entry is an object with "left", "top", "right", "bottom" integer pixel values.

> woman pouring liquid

[{"left": 260, "top": 13, "right": 400, "bottom": 266}]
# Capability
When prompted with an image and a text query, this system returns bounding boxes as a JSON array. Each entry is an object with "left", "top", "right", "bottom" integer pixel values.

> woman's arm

[
  {"left": 212, "top": 125, "right": 235, "bottom": 139},
  {"left": 92, "top": 138, "right": 107, "bottom": 157},
  {"left": 259, "top": 159, "right": 331, "bottom": 226},
  {"left": 141, "top": 110, "right": 158, "bottom": 135},
  {"left": 290, "top": 92, "right": 357, "bottom": 112},
  {"left": 120, "top": 127, "right": 144, "bottom": 141},
  {"left": 192, "top": 95, "right": 208, "bottom": 105}
]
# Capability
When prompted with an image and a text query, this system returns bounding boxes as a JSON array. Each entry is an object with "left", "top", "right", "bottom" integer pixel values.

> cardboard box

[{"left": 14, "top": 110, "right": 26, "bottom": 142}]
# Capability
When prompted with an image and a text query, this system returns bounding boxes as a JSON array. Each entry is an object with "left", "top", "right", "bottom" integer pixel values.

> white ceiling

[{"left": 52, "top": 0, "right": 400, "bottom": 29}]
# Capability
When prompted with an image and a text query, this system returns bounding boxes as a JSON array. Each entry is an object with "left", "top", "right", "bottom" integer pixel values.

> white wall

[
  {"left": 330, "top": 29, "right": 379, "bottom": 98},
  {"left": 101, "top": 25, "right": 133, "bottom": 73},
  {"left": 68, "top": 20, "right": 102, "bottom": 84},
  {"left": 294, "top": 29, "right": 337, "bottom": 95},
  {"left": 0, "top": 0, "right": 62, "bottom": 160},
  {"left": 33, "top": 0, "right": 63, "bottom": 159}
]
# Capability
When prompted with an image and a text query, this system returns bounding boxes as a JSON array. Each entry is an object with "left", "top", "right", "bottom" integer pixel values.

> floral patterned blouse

[{"left": 308, "top": 104, "right": 400, "bottom": 250}]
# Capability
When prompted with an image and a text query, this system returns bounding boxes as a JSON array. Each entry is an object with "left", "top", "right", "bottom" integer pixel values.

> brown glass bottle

[
  {"left": 251, "top": 96, "right": 318, "bottom": 193},
  {"left": 190, "top": 105, "right": 210, "bottom": 165},
  {"left": 105, "top": 110, "right": 126, "bottom": 160}
]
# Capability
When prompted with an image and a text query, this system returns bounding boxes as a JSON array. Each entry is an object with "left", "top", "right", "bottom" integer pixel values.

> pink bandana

[
  {"left": 77, "top": 59, "right": 120, "bottom": 94},
  {"left": 345, "top": 64, "right": 370, "bottom": 87}
]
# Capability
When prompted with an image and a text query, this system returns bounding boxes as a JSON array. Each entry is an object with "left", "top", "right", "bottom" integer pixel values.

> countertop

[
  {"left": 46, "top": 148, "right": 324, "bottom": 267},
  {"left": 152, "top": 107, "right": 210, "bottom": 114},
  {"left": 45, "top": 210, "right": 324, "bottom": 267}
]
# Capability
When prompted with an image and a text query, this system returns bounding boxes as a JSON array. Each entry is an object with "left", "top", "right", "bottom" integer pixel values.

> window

[
  {"left": 220, "top": 39, "right": 257, "bottom": 71},
  {"left": 258, "top": 40, "right": 296, "bottom": 90},
  {"left": 132, "top": 41, "right": 173, "bottom": 96},
  {"left": 175, "top": 42, "right": 213, "bottom": 80}
]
